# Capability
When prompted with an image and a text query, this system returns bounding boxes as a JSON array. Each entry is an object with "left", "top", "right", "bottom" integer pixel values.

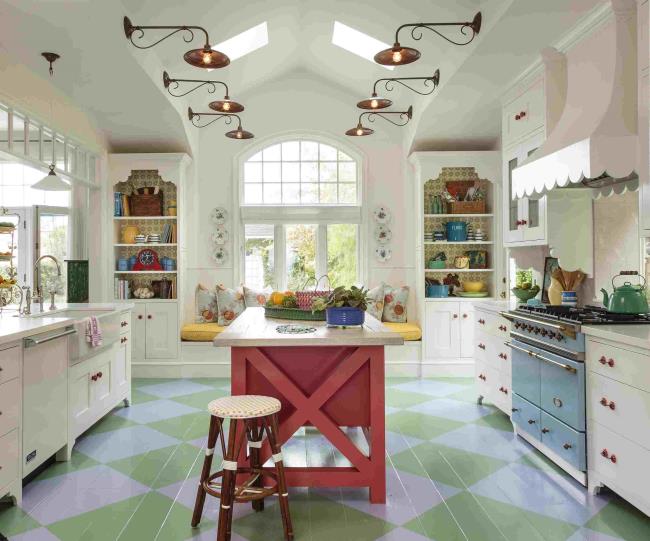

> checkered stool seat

[{"left": 208, "top": 395, "right": 281, "bottom": 419}]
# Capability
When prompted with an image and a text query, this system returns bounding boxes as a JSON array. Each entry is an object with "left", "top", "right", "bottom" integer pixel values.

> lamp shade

[
  {"left": 345, "top": 123, "right": 373, "bottom": 136},
  {"left": 184, "top": 47, "right": 230, "bottom": 69},
  {"left": 226, "top": 127, "right": 254, "bottom": 139},
  {"left": 357, "top": 94, "right": 392, "bottom": 110},
  {"left": 31, "top": 165, "right": 71, "bottom": 191},
  {"left": 209, "top": 96, "right": 245, "bottom": 113},
  {"left": 374, "top": 43, "right": 420, "bottom": 66}
]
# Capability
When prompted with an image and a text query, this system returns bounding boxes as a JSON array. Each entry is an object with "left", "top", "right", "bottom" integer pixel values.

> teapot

[{"left": 601, "top": 272, "right": 649, "bottom": 314}]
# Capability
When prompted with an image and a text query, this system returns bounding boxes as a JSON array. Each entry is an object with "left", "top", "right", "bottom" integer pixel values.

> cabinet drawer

[
  {"left": 0, "top": 378, "right": 20, "bottom": 437},
  {"left": 502, "top": 79, "right": 544, "bottom": 147},
  {"left": 475, "top": 329, "right": 490, "bottom": 364},
  {"left": 540, "top": 411, "right": 586, "bottom": 471},
  {"left": 494, "top": 369, "right": 512, "bottom": 415},
  {"left": 476, "top": 311, "right": 510, "bottom": 338},
  {"left": 512, "top": 394, "right": 541, "bottom": 440},
  {"left": 540, "top": 354, "right": 585, "bottom": 431},
  {"left": 0, "top": 429, "right": 19, "bottom": 492},
  {"left": 475, "top": 361, "right": 493, "bottom": 399},
  {"left": 589, "top": 421, "right": 650, "bottom": 502},
  {"left": 0, "top": 344, "right": 20, "bottom": 384},
  {"left": 588, "top": 371, "right": 650, "bottom": 450},
  {"left": 119, "top": 312, "right": 131, "bottom": 335},
  {"left": 587, "top": 339, "right": 650, "bottom": 394},
  {"left": 511, "top": 339, "right": 541, "bottom": 405}
]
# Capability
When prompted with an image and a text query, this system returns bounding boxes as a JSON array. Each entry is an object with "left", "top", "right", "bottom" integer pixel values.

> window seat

[{"left": 382, "top": 322, "right": 421, "bottom": 341}]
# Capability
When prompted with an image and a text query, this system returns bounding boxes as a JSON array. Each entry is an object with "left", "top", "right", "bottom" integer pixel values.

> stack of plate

[
  {"left": 147, "top": 234, "right": 160, "bottom": 243},
  {"left": 424, "top": 232, "right": 434, "bottom": 242},
  {"left": 134, "top": 234, "right": 146, "bottom": 244}
]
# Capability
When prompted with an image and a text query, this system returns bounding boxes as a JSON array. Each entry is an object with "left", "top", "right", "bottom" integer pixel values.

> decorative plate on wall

[
  {"left": 375, "top": 246, "right": 392, "bottom": 262},
  {"left": 210, "top": 207, "right": 228, "bottom": 225},
  {"left": 211, "top": 229, "right": 229, "bottom": 245},
  {"left": 213, "top": 246, "right": 228, "bottom": 265},
  {"left": 373, "top": 206, "right": 392, "bottom": 224},
  {"left": 374, "top": 225, "right": 392, "bottom": 244}
]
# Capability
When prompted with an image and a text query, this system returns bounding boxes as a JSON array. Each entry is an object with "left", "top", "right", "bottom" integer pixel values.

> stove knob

[
  {"left": 514, "top": 322, "right": 521, "bottom": 329},
  {"left": 555, "top": 334, "right": 563, "bottom": 341},
  {"left": 533, "top": 327, "right": 541, "bottom": 334},
  {"left": 547, "top": 331, "right": 556, "bottom": 339},
  {"left": 540, "top": 329, "right": 548, "bottom": 337}
]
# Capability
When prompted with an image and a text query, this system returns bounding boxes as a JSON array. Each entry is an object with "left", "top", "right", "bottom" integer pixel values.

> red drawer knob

[
  {"left": 607, "top": 358, "right": 615, "bottom": 367},
  {"left": 91, "top": 375, "right": 97, "bottom": 381},
  {"left": 599, "top": 356, "right": 607, "bottom": 365},
  {"left": 138, "top": 315, "right": 143, "bottom": 320},
  {"left": 147, "top": 315, "right": 152, "bottom": 319},
  {"left": 601, "top": 449, "right": 609, "bottom": 458},
  {"left": 610, "top": 454, "right": 617, "bottom": 463},
  {"left": 98, "top": 372, "right": 103, "bottom": 378}
]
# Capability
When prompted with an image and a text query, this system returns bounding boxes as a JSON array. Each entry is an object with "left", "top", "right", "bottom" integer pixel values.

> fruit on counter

[
  {"left": 270, "top": 291, "right": 286, "bottom": 306},
  {"left": 282, "top": 294, "right": 298, "bottom": 308},
  {"left": 521, "top": 282, "right": 532, "bottom": 290},
  {"left": 0, "top": 276, "right": 17, "bottom": 286}
]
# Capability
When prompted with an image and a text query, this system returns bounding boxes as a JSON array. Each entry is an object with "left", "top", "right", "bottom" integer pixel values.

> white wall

[{"left": 182, "top": 70, "right": 416, "bottom": 324}]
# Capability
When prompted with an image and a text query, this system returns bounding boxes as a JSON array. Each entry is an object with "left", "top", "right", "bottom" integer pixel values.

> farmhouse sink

[{"left": 31, "top": 306, "right": 123, "bottom": 363}]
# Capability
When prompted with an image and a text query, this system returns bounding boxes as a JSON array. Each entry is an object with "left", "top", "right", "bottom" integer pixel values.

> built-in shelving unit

[{"left": 114, "top": 216, "right": 177, "bottom": 221}]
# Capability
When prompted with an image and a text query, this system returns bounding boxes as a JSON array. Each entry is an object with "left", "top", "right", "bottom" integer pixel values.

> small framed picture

[{"left": 542, "top": 256, "right": 560, "bottom": 304}]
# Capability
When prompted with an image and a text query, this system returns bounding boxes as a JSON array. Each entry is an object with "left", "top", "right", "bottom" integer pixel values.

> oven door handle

[
  {"left": 505, "top": 341, "right": 578, "bottom": 374},
  {"left": 499, "top": 311, "right": 576, "bottom": 340}
]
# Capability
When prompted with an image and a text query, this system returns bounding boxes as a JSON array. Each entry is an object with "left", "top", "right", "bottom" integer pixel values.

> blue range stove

[{"left": 501, "top": 305, "right": 650, "bottom": 486}]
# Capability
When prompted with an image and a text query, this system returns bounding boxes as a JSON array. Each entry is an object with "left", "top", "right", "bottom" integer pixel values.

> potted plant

[{"left": 312, "top": 285, "right": 369, "bottom": 326}]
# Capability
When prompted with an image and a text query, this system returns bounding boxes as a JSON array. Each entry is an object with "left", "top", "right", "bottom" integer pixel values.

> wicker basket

[
  {"left": 130, "top": 194, "right": 163, "bottom": 216},
  {"left": 295, "top": 275, "right": 331, "bottom": 310},
  {"left": 264, "top": 306, "right": 326, "bottom": 321},
  {"left": 446, "top": 200, "right": 486, "bottom": 214}
]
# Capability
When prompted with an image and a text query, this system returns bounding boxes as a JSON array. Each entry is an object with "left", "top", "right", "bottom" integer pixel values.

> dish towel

[{"left": 85, "top": 316, "right": 103, "bottom": 347}]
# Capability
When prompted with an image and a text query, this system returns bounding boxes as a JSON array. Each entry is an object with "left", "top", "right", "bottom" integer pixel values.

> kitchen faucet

[{"left": 33, "top": 254, "right": 62, "bottom": 312}]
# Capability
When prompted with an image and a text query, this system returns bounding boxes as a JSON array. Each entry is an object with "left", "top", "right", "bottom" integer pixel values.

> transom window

[{"left": 242, "top": 140, "right": 358, "bottom": 205}]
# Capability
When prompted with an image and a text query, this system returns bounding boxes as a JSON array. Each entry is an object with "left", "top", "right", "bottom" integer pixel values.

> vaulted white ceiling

[{"left": 0, "top": 0, "right": 604, "bottom": 153}]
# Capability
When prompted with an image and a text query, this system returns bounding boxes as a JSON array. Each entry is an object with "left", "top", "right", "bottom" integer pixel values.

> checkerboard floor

[{"left": 2, "top": 377, "right": 650, "bottom": 540}]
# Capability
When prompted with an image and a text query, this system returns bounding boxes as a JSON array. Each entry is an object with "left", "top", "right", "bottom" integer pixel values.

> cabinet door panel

[
  {"left": 425, "top": 302, "right": 460, "bottom": 359},
  {"left": 113, "top": 336, "right": 130, "bottom": 399},
  {"left": 459, "top": 308, "right": 474, "bottom": 358},
  {"left": 504, "top": 152, "right": 524, "bottom": 244},
  {"left": 145, "top": 304, "right": 178, "bottom": 359},
  {"left": 132, "top": 305, "right": 146, "bottom": 362},
  {"left": 69, "top": 367, "right": 92, "bottom": 439},
  {"left": 90, "top": 350, "right": 113, "bottom": 413}
]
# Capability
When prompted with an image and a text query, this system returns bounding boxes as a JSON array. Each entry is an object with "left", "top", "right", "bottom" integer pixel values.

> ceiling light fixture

[
  {"left": 123, "top": 16, "right": 230, "bottom": 69},
  {"left": 187, "top": 107, "right": 254, "bottom": 139},
  {"left": 345, "top": 106, "right": 413, "bottom": 136},
  {"left": 357, "top": 69, "right": 440, "bottom": 110},
  {"left": 32, "top": 52, "right": 71, "bottom": 192},
  {"left": 162, "top": 71, "right": 244, "bottom": 113},
  {"left": 374, "top": 11, "right": 482, "bottom": 66}
]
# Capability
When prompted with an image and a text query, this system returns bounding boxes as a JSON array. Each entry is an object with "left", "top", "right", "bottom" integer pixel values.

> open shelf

[
  {"left": 424, "top": 241, "right": 493, "bottom": 245},
  {"left": 114, "top": 270, "right": 177, "bottom": 274},
  {"left": 424, "top": 213, "right": 493, "bottom": 218},
  {"left": 425, "top": 268, "right": 494, "bottom": 273},
  {"left": 113, "top": 216, "right": 177, "bottom": 220},
  {"left": 114, "top": 243, "right": 177, "bottom": 247}
]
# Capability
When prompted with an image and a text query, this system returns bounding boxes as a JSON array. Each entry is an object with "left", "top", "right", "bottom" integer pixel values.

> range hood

[{"left": 512, "top": 0, "right": 638, "bottom": 199}]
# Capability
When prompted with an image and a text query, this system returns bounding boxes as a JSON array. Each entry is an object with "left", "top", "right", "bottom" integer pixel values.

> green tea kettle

[{"left": 601, "top": 271, "right": 649, "bottom": 314}]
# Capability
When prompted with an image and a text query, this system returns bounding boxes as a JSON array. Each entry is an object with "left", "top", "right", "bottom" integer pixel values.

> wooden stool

[{"left": 191, "top": 395, "right": 294, "bottom": 541}]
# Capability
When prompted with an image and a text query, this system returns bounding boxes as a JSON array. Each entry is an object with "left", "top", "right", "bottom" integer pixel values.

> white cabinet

[
  {"left": 113, "top": 335, "right": 131, "bottom": 400},
  {"left": 502, "top": 77, "right": 545, "bottom": 149},
  {"left": 424, "top": 302, "right": 474, "bottom": 367},
  {"left": 132, "top": 302, "right": 178, "bottom": 362},
  {"left": 638, "top": 0, "right": 650, "bottom": 234},
  {"left": 0, "top": 342, "right": 21, "bottom": 506}
]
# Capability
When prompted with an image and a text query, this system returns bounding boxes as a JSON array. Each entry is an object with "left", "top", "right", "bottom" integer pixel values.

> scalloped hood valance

[{"left": 512, "top": 0, "right": 638, "bottom": 200}]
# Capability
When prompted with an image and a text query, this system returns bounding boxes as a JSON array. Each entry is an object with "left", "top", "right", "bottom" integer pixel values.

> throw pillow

[
  {"left": 382, "top": 284, "right": 409, "bottom": 323},
  {"left": 243, "top": 285, "right": 273, "bottom": 307},
  {"left": 365, "top": 284, "right": 385, "bottom": 320},
  {"left": 195, "top": 284, "right": 218, "bottom": 323},
  {"left": 216, "top": 284, "right": 246, "bottom": 326}
]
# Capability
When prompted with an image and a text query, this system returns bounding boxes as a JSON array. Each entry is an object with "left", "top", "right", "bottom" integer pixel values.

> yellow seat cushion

[
  {"left": 181, "top": 323, "right": 226, "bottom": 342},
  {"left": 382, "top": 322, "right": 422, "bottom": 341}
]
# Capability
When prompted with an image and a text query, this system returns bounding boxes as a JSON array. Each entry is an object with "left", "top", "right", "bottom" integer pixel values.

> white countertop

[
  {"left": 582, "top": 324, "right": 650, "bottom": 350},
  {"left": 0, "top": 303, "right": 134, "bottom": 347},
  {"left": 214, "top": 307, "right": 404, "bottom": 347}
]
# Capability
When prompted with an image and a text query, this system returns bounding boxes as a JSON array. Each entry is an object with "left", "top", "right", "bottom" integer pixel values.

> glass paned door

[
  {"left": 35, "top": 206, "right": 69, "bottom": 305},
  {"left": 525, "top": 147, "right": 540, "bottom": 229},
  {"left": 508, "top": 156, "right": 520, "bottom": 234},
  {"left": 244, "top": 224, "right": 275, "bottom": 289}
]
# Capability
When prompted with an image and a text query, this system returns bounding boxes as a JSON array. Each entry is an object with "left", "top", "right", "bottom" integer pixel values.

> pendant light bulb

[
  {"left": 222, "top": 100, "right": 231, "bottom": 111},
  {"left": 202, "top": 50, "right": 212, "bottom": 65},
  {"left": 370, "top": 97, "right": 379, "bottom": 109},
  {"left": 392, "top": 49, "right": 402, "bottom": 63}
]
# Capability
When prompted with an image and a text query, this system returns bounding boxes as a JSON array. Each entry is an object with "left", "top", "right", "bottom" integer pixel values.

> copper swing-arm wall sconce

[
  {"left": 346, "top": 106, "right": 413, "bottom": 136},
  {"left": 357, "top": 69, "right": 440, "bottom": 110},
  {"left": 163, "top": 71, "right": 245, "bottom": 113},
  {"left": 123, "top": 16, "right": 230, "bottom": 69},
  {"left": 188, "top": 107, "right": 254, "bottom": 139},
  {"left": 374, "top": 12, "right": 481, "bottom": 66}
]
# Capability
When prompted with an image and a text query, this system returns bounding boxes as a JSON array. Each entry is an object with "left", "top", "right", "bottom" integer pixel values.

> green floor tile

[
  {"left": 428, "top": 377, "right": 474, "bottom": 387},
  {"left": 147, "top": 412, "right": 211, "bottom": 441},
  {"left": 585, "top": 496, "right": 650, "bottom": 540},
  {"left": 189, "top": 377, "right": 230, "bottom": 389},
  {"left": 473, "top": 410, "right": 514, "bottom": 433},
  {"left": 234, "top": 491, "right": 395, "bottom": 541},
  {"left": 32, "top": 450, "right": 99, "bottom": 481},
  {"left": 84, "top": 410, "right": 138, "bottom": 435},
  {"left": 386, "top": 377, "right": 418, "bottom": 387},
  {"left": 392, "top": 441, "right": 508, "bottom": 489},
  {"left": 516, "top": 448, "right": 573, "bottom": 479},
  {"left": 405, "top": 491, "right": 577, "bottom": 541},
  {"left": 170, "top": 388, "right": 229, "bottom": 410},
  {"left": 385, "top": 411, "right": 464, "bottom": 440},
  {"left": 131, "top": 378, "right": 171, "bottom": 388},
  {"left": 0, "top": 504, "right": 41, "bottom": 537},
  {"left": 446, "top": 385, "right": 482, "bottom": 403},
  {"left": 130, "top": 388, "right": 158, "bottom": 405},
  {"left": 385, "top": 388, "right": 436, "bottom": 408},
  {"left": 108, "top": 443, "right": 203, "bottom": 489}
]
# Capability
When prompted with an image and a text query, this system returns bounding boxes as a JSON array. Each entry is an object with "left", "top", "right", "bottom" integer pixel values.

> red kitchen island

[{"left": 213, "top": 307, "right": 403, "bottom": 503}]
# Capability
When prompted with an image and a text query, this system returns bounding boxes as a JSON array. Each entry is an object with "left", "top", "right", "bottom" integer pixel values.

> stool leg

[
  {"left": 191, "top": 415, "right": 220, "bottom": 528},
  {"left": 218, "top": 418, "right": 241, "bottom": 541},
  {"left": 266, "top": 414, "right": 294, "bottom": 541},
  {"left": 247, "top": 420, "right": 264, "bottom": 512}
]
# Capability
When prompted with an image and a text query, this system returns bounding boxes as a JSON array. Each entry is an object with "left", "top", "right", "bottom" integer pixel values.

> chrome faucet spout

[{"left": 33, "top": 254, "right": 62, "bottom": 311}]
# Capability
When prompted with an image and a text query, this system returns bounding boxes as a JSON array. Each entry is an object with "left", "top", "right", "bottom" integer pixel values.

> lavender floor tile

[
  {"left": 469, "top": 462, "right": 610, "bottom": 526},
  {"left": 386, "top": 406, "right": 400, "bottom": 416},
  {"left": 566, "top": 527, "right": 625, "bottom": 541},
  {"left": 74, "top": 425, "right": 181, "bottom": 462},
  {"left": 137, "top": 380, "right": 215, "bottom": 399},
  {"left": 407, "top": 398, "right": 493, "bottom": 423},
  {"left": 25, "top": 465, "right": 149, "bottom": 525},
  {"left": 432, "top": 424, "right": 534, "bottom": 462},
  {"left": 385, "top": 430, "right": 425, "bottom": 456},
  {"left": 113, "top": 399, "right": 200, "bottom": 424},
  {"left": 391, "top": 380, "right": 465, "bottom": 398},
  {"left": 8, "top": 528, "right": 61, "bottom": 541}
]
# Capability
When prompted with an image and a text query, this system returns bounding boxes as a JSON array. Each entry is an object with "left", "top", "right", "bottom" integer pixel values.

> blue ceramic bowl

[
  {"left": 446, "top": 221, "right": 468, "bottom": 242},
  {"left": 326, "top": 307, "right": 365, "bottom": 326},
  {"left": 426, "top": 284, "right": 449, "bottom": 298}
]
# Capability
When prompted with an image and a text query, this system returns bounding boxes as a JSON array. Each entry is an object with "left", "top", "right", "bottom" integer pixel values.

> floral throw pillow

[
  {"left": 382, "top": 284, "right": 409, "bottom": 323},
  {"left": 243, "top": 285, "right": 273, "bottom": 307},
  {"left": 365, "top": 284, "right": 385, "bottom": 320},
  {"left": 195, "top": 284, "right": 218, "bottom": 323},
  {"left": 216, "top": 284, "right": 246, "bottom": 326}
]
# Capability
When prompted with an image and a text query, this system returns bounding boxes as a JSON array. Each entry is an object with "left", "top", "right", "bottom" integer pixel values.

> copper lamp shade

[
  {"left": 183, "top": 46, "right": 230, "bottom": 69},
  {"left": 357, "top": 93, "right": 392, "bottom": 110},
  {"left": 226, "top": 127, "right": 255, "bottom": 139},
  {"left": 209, "top": 96, "right": 245, "bottom": 113},
  {"left": 374, "top": 44, "right": 420, "bottom": 66},
  {"left": 345, "top": 123, "right": 374, "bottom": 137}
]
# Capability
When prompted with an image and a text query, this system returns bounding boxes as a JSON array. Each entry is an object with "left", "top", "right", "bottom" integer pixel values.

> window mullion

[
  {"left": 275, "top": 224, "right": 286, "bottom": 290},
  {"left": 316, "top": 224, "right": 328, "bottom": 279}
]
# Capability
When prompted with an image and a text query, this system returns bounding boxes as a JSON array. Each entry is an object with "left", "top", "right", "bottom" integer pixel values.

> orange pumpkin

[{"left": 270, "top": 291, "right": 285, "bottom": 306}]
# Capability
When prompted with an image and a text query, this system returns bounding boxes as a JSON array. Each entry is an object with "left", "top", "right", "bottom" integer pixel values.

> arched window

[{"left": 238, "top": 137, "right": 363, "bottom": 290}]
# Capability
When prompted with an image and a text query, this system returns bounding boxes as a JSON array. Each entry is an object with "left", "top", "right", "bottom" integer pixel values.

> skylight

[
  {"left": 331, "top": 21, "right": 394, "bottom": 71},
  {"left": 213, "top": 22, "right": 268, "bottom": 62}
]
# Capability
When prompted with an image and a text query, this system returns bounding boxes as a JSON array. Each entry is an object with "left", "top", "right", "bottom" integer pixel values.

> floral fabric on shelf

[
  {"left": 365, "top": 284, "right": 385, "bottom": 320},
  {"left": 243, "top": 285, "right": 273, "bottom": 307},
  {"left": 382, "top": 284, "right": 409, "bottom": 323},
  {"left": 216, "top": 284, "right": 246, "bottom": 326},
  {"left": 195, "top": 284, "right": 218, "bottom": 323}
]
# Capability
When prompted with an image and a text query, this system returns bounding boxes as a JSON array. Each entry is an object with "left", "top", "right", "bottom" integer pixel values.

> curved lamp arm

[
  {"left": 359, "top": 106, "right": 413, "bottom": 128},
  {"left": 372, "top": 69, "right": 440, "bottom": 96},
  {"left": 187, "top": 107, "right": 240, "bottom": 129},
  {"left": 124, "top": 16, "right": 211, "bottom": 49},
  {"left": 163, "top": 71, "right": 229, "bottom": 98},
  {"left": 394, "top": 12, "right": 481, "bottom": 47}
]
